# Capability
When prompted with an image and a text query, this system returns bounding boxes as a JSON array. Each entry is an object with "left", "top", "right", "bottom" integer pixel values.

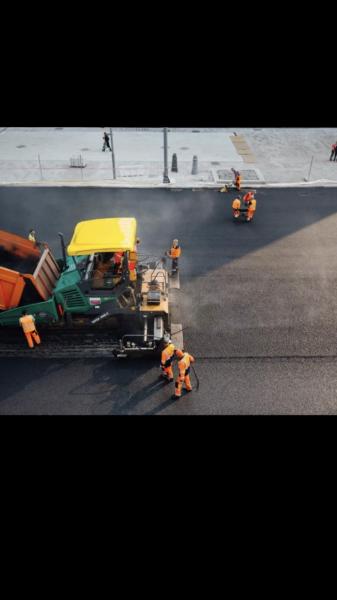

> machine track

[{"left": 0, "top": 327, "right": 159, "bottom": 359}]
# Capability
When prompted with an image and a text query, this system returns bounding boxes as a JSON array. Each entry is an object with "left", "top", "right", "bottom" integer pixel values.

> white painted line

[
  {"left": 171, "top": 323, "right": 183, "bottom": 351},
  {"left": 169, "top": 271, "right": 180, "bottom": 290}
]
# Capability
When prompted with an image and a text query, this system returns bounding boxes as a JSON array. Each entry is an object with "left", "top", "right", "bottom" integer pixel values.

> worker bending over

[
  {"left": 19, "top": 310, "right": 41, "bottom": 349},
  {"left": 160, "top": 334, "right": 175, "bottom": 382},
  {"left": 232, "top": 168, "right": 242, "bottom": 190},
  {"left": 173, "top": 348, "right": 195, "bottom": 399},
  {"left": 232, "top": 197, "right": 241, "bottom": 218},
  {"left": 166, "top": 239, "right": 181, "bottom": 274}
]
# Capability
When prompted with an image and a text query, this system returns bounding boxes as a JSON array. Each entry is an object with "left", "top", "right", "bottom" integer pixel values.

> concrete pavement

[{"left": 0, "top": 127, "right": 337, "bottom": 187}]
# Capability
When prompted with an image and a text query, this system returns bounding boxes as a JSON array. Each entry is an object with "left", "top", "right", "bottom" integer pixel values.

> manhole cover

[
  {"left": 55, "top": 127, "right": 63, "bottom": 130},
  {"left": 211, "top": 161, "right": 220, "bottom": 165},
  {"left": 16, "top": 145, "right": 26, "bottom": 148},
  {"left": 180, "top": 147, "right": 189, "bottom": 150},
  {"left": 192, "top": 130, "right": 200, "bottom": 133},
  {"left": 81, "top": 148, "right": 90, "bottom": 151}
]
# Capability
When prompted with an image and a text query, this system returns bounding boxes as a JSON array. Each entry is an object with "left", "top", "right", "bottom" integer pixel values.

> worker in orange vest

[
  {"left": 243, "top": 191, "right": 257, "bottom": 222},
  {"left": 232, "top": 197, "right": 241, "bottom": 219},
  {"left": 166, "top": 239, "right": 181, "bottom": 273},
  {"left": 232, "top": 168, "right": 242, "bottom": 190},
  {"left": 172, "top": 348, "right": 195, "bottom": 399},
  {"left": 19, "top": 310, "right": 41, "bottom": 349},
  {"left": 160, "top": 334, "right": 175, "bottom": 382}
]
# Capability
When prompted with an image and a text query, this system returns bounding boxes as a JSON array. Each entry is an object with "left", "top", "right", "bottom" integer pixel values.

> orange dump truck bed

[{"left": 0, "top": 230, "right": 60, "bottom": 310}]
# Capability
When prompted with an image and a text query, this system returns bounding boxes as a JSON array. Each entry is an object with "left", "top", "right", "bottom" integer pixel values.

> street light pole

[
  {"left": 163, "top": 127, "right": 170, "bottom": 183},
  {"left": 109, "top": 127, "right": 117, "bottom": 179}
]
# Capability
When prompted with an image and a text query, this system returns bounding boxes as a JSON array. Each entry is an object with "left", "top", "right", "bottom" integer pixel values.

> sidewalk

[{"left": 0, "top": 127, "right": 337, "bottom": 187}]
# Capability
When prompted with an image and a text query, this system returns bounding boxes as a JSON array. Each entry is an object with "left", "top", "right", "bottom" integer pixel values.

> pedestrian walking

[
  {"left": 329, "top": 143, "right": 336, "bottom": 161},
  {"left": 166, "top": 239, "right": 181, "bottom": 274},
  {"left": 102, "top": 131, "right": 112, "bottom": 152},
  {"left": 334, "top": 143, "right": 337, "bottom": 162},
  {"left": 160, "top": 334, "right": 175, "bottom": 383},
  {"left": 19, "top": 310, "right": 41, "bottom": 349},
  {"left": 172, "top": 348, "right": 195, "bottom": 399}
]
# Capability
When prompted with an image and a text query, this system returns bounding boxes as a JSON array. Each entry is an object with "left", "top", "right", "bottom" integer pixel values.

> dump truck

[{"left": 0, "top": 218, "right": 171, "bottom": 357}]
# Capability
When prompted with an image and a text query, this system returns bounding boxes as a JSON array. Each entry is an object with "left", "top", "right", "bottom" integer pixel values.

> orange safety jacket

[
  {"left": 19, "top": 314, "right": 37, "bottom": 333},
  {"left": 232, "top": 198, "right": 241, "bottom": 210},
  {"left": 178, "top": 352, "right": 195, "bottom": 377},
  {"left": 114, "top": 252, "right": 124, "bottom": 265},
  {"left": 249, "top": 199, "right": 257, "bottom": 211},
  {"left": 170, "top": 245, "right": 181, "bottom": 259},
  {"left": 161, "top": 343, "right": 175, "bottom": 367},
  {"left": 243, "top": 192, "right": 254, "bottom": 203}
]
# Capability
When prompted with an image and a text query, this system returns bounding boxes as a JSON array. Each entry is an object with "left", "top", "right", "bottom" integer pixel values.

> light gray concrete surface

[{"left": 0, "top": 127, "right": 336, "bottom": 187}]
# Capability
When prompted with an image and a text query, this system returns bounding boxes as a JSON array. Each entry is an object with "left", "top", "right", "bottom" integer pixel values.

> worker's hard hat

[
  {"left": 173, "top": 239, "right": 178, "bottom": 244},
  {"left": 175, "top": 349, "right": 184, "bottom": 359}
]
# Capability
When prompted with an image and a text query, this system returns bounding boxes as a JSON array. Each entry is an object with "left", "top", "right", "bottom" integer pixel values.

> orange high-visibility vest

[
  {"left": 178, "top": 352, "right": 195, "bottom": 376},
  {"left": 243, "top": 192, "right": 254, "bottom": 203},
  {"left": 161, "top": 343, "right": 175, "bottom": 366},
  {"left": 114, "top": 252, "right": 124, "bottom": 265},
  {"left": 250, "top": 199, "right": 256, "bottom": 211},
  {"left": 19, "top": 314, "right": 36, "bottom": 333},
  {"left": 232, "top": 198, "right": 241, "bottom": 209},
  {"left": 170, "top": 246, "right": 181, "bottom": 259}
]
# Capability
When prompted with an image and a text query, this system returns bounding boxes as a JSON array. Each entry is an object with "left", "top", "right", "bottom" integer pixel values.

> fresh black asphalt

[{"left": 1, "top": 185, "right": 337, "bottom": 414}]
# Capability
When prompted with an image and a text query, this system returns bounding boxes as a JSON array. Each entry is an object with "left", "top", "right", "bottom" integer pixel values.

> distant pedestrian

[
  {"left": 102, "top": 131, "right": 112, "bottom": 152},
  {"left": 334, "top": 143, "right": 337, "bottom": 162},
  {"left": 329, "top": 143, "right": 336, "bottom": 161}
]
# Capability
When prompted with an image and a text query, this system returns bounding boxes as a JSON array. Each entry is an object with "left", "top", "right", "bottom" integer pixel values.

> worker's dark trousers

[
  {"left": 172, "top": 258, "right": 179, "bottom": 272},
  {"left": 330, "top": 151, "right": 335, "bottom": 161},
  {"left": 334, "top": 151, "right": 337, "bottom": 162},
  {"left": 102, "top": 141, "right": 111, "bottom": 152}
]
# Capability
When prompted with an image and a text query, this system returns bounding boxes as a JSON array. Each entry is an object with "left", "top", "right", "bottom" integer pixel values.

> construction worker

[
  {"left": 172, "top": 348, "right": 195, "bottom": 399},
  {"left": 244, "top": 192, "right": 257, "bottom": 222},
  {"left": 19, "top": 310, "right": 41, "bottom": 349},
  {"left": 232, "top": 168, "right": 242, "bottom": 190},
  {"left": 166, "top": 239, "right": 181, "bottom": 273},
  {"left": 232, "top": 197, "right": 241, "bottom": 219},
  {"left": 243, "top": 190, "right": 255, "bottom": 204},
  {"left": 28, "top": 229, "right": 36, "bottom": 243},
  {"left": 160, "top": 334, "right": 175, "bottom": 382}
]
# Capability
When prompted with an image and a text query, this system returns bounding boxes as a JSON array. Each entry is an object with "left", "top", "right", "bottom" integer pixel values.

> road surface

[{"left": 1, "top": 186, "right": 337, "bottom": 414}]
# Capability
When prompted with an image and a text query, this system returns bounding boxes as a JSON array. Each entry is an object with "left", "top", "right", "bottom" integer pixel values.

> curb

[{"left": 1, "top": 179, "right": 337, "bottom": 189}]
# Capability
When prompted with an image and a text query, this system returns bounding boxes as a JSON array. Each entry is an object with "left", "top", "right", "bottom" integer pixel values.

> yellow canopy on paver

[{"left": 67, "top": 218, "right": 137, "bottom": 256}]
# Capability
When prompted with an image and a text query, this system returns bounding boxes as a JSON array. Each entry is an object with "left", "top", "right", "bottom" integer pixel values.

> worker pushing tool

[
  {"left": 160, "top": 334, "right": 175, "bottom": 382},
  {"left": 172, "top": 348, "right": 195, "bottom": 399},
  {"left": 231, "top": 168, "right": 242, "bottom": 190},
  {"left": 19, "top": 310, "right": 41, "bottom": 349},
  {"left": 166, "top": 239, "right": 181, "bottom": 274}
]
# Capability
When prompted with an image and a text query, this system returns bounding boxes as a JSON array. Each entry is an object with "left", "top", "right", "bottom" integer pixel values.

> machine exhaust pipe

[
  {"left": 58, "top": 232, "right": 67, "bottom": 270},
  {"left": 143, "top": 315, "right": 148, "bottom": 343}
]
